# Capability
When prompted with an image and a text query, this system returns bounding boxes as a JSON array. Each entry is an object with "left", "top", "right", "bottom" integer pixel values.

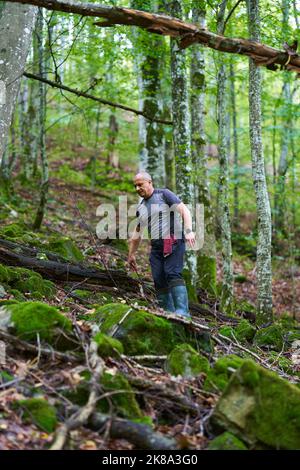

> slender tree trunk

[
  {"left": 230, "top": 60, "right": 239, "bottom": 227},
  {"left": 164, "top": 121, "right": 175, "bottom": 191},
  {"left": 216, "top": 1, "right": 233, "bottom": 307},
  {"left": 131, "top": 0, "right": 165, "bottom": 187},
  {"left": 247, "top": 0, "right": 272, "bottom": 325},
  {"left": 33, "top": 9, "right": 48, "bottom": 229},
  {"left": 170, "top": 0, "right": 197, "bottom": 301},
  {"left": 0, "top": 2, "right": 37, "bottom": 178},
  {"left": 190, "top": 2, "right": 217, "bottom": 295},
  {"left": 107, "top": 112, "right": 119, "bottom": 168},
  {"left": 274, "top": 0, "right": 292, "bottom": 236},
  {"left": 20, "top": 38, "right": 39, "bottom": 181}
]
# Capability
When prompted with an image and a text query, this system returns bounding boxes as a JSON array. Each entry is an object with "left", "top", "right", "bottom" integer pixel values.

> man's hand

[
  {"left": 185, "top": 231, "right": 196, "bottom": 249},
  {"left": 127, "top": 253, "right": 138, "bottom": 271}
]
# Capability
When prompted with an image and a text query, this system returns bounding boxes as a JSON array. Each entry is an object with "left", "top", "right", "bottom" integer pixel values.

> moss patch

[
  {"left": 15, "top": 398, "right": 57, "bottom": 433},
  {"left": 4, "top": 301, "right": 74, "bottom": 350},
  {"left": 208, "top": 432, "right": 247, "bottom": 450},
  {"left": 219, "top": 320, "right": 256, "bottom": 344},
  {"left": 204, "top": 355, "right": 245, "bottom": 392},
  {"left": 0, "top": 223, "right": 40, "bottom": 245},
  {"left": 165, "top": 343, "right": 210, "bottom": 378},
  {"left": 254, "top": 324, "right": 284, "bottom": 351},
  {"left": 64, "top": 369, "right": 144, "bottom": 420},
  {"left": 99, "top": 371, "right": 143, "bottom": 419},
  {"left": 211, "top": 360, "right": 300, "bottom": 449},
  {"left": 93, "top": 332, "right": 124, "bottom": 358},
  {"left": 46, "top": 236, "right": 84, "bottom": 262}
]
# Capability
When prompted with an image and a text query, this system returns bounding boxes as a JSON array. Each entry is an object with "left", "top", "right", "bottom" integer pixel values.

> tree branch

[
  {"left": 5, "top": 0, "right": 300, "bottom": 75},
  {"left": 23, "top": 72, "right": 172, "bottom": 124}
]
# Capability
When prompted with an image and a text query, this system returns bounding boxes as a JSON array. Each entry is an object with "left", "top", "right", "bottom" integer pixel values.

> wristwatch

[{"left": 184, "top": 228, "right": 193, "bottom": 235}]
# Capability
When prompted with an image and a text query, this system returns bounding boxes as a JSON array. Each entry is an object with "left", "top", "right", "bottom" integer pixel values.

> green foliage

[
  {"left": 254, "top": 324, "right": 285, "bottom": 351},
  {"left": 15, "top": 398, "right": 58, "bottom": 433},
  {"left": 196, "top": 255, "right": 217, "bottom": 295},
  {"left": 165, "top": 343, "right": 210, "bottom": 378},
  {"left": 231, "top": 232, "right": 257, "bottom": 259}
]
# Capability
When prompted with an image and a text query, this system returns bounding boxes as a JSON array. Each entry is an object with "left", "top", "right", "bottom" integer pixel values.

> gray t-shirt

[{"left": 136, "top": 188, "right": 183, "bottom": 240}]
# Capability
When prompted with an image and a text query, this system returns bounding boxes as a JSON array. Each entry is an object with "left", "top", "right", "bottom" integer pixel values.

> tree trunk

[
  {"left": 274, "top": 0, "right": 292, "bottom": 236},
  {"left": 170, "top": 0, "right": 197, "bottom": 301},
  {"left": 0, "top": 1, "right": 37, "bottom": 175},
  {"left": 33, "top": 9, "right": 48, "bottom": 230},
  {"left": 247, "top": 0, "right": 273, "bottom": 325},
  {"left": 229, "top": 60, "right": 239, "bottom": 228},
  {"left": 132, "top": 0, "right": 166, "bottom": 187},
  {"left": 216, "top": 1, "right": 233, "bottom": 307},
  {"left": 190, "top": 1, "right": 217, "bottom": 296},
  {"left": 107, "top": 112, "right": 119, "bottom": 168}
]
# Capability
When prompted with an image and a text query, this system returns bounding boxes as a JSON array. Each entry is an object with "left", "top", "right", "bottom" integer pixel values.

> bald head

[
  {"left": 134, "top": 171, "right": 154, "bottom": 199},
  {"left": 134, "top": 171, "right": 152, "bottom": 182}
]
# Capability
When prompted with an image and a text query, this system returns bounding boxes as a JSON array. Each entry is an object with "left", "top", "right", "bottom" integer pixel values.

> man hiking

[{"left": 127, "top": 172, "right": 196, "bottom": 318}]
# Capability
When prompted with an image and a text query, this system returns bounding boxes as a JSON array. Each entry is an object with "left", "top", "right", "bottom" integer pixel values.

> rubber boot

[
  {"left": 156, "top": 289, "right": 175, "bottom": 312},
  {"left": 170, "top": 284, "right": 191, "bottom": 318}
]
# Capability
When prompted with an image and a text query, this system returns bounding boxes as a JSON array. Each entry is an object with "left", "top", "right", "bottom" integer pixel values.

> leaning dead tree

[{"left": 6, "top": 0, "right": 300, "bottom": 76}]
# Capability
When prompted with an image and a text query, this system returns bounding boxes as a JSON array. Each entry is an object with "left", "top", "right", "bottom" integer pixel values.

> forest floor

[{"left": 0, "top": 152, "right": 299, "bottom": 450}]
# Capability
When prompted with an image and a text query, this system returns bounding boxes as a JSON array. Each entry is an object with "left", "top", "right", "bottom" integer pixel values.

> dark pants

[{"left": 149, "top": 239, "right": 186, "bottom": 292}]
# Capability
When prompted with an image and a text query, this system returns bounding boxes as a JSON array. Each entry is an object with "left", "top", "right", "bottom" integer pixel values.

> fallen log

[
  {"left": 0, "top": 244, "right": 151, "bottom": 294},
  {"left": 87, "top": 412, "right": 177, "bottom": 450}
]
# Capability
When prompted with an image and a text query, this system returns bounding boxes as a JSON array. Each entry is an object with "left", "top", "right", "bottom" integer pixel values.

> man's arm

[
  {"left": 127, "top": 225, "right": 142, "bottom": 270},
  {"left": 176, "top": 202, "right": 196, "bottom": 248}
]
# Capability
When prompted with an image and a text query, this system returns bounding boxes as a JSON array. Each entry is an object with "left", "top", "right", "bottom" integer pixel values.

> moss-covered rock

[
  {"left": 204, "top": 355, "right": 245, "bottom": 392},
  {"left": 0, "top": 223, "right": 83, "bottom": 263},
  {"left": 93, "top": 332, "right": 124, "bottom": 358},
  {"left": 99, "top": 371, "right": 144, "bottom": 420},
  {"left": 0, "top": 223, "right": 40, "bottom": 245},
  {"left": 93, "top": 303, "right": 192, "bottom": 356},
  {"left": 46, "top": 236, "right": 84, "bottom": 262},
  {"left": 0, "top": 264, "right": 56, "bottom": 300},
  {"left": 254, "top": 324, "right": 284, "bottom": 351},
  {"left": 208, "top": 432, "right": 247, "bottom": 450},
  {"left": 211, "top": 360, "right": 300, "bottom": 449},
  {"left": 15, "top": 398, "right": 57, "bottom": 433},
  {"left": 165, "top": 343, "right": 210, "bottom": 378},
  {"left": 64, "top": 369, "right": 144, "bottom": 421},
  {"left": 0, "top": 301, "right": 74, "bottom": 350}
]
